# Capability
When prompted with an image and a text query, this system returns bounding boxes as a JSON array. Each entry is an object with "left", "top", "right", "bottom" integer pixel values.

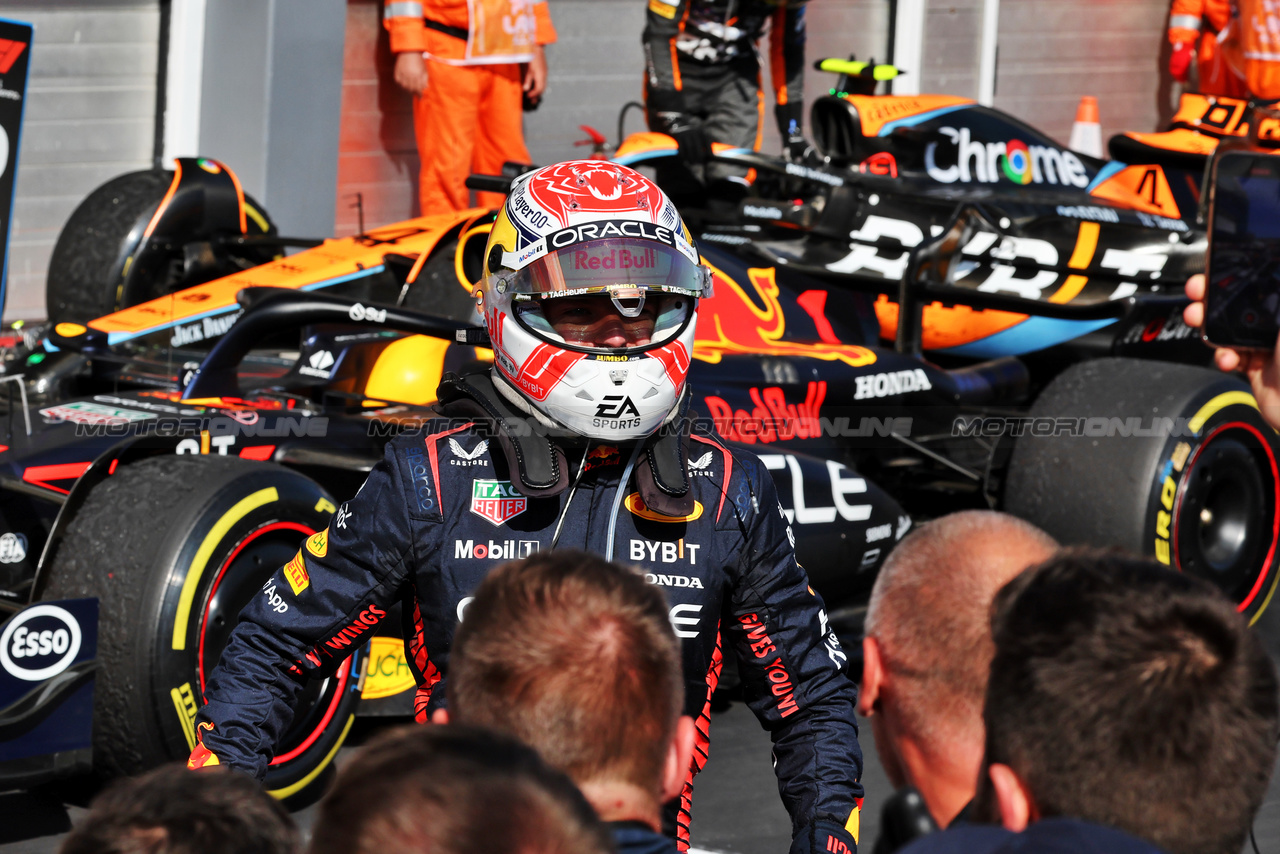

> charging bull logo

[
  {"left": 525, "top": 162, "right": 668, "bottom": 225},
  {"left": 694, "top": 266, "right": 876, "bottom": 368}
]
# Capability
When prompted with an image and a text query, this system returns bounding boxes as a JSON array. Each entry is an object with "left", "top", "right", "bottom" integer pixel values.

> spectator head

[
  {"left": 308, "top": 723, "right": 612, "bottom": 854},
  {"left": 976, "top": 550, "right": 1280, "bottom": 854},
  {"left": 441, "top": 549, "right": 694, "bottom": 825},
  {"left": 859, "top": 510, "right": 1058, "bottom": 825},
  {"left": 59, "top": 764, "right": 297, "bottom": 854}
]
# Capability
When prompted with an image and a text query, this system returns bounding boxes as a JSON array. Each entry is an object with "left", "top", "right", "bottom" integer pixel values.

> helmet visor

[
  {"left": 515, "top": 289, "right": 694, "bottom": 352},
  {"left": 499, "top": 238, "right": 706, "bottom": 298},
  {"left": 497, "top": 237, "right": 704, "bottom": 352}
]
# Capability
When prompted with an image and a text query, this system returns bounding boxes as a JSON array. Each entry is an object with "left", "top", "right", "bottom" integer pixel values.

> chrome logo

[{"left": 1001, "top": 139, "right": 1033, "bottom": 185}]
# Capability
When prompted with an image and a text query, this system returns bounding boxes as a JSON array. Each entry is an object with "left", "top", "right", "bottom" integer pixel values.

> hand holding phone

[
  {"left": 1202, "top": 150, "right": 1280, "bottom": 350},
  {"left": 1185, "top": 274, "right": 1280, "bottom": 431}
]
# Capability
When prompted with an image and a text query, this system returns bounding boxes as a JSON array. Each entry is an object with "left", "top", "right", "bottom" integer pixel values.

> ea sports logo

[
  {"left": 0, "top": 604, "right": 82, "bottom": 681},
  {"left": 1002, "top": 139, "right": 1033, "bottom": 185}
]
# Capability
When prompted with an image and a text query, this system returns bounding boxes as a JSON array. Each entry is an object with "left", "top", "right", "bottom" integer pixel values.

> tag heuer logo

[{"left": 470, "top": 480, "right": 527, "bottom": 526}]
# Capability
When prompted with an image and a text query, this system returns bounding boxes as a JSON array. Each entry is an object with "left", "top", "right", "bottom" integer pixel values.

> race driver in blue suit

[{"left": 189, "top": 160, "right": 864, "bottom": 854}]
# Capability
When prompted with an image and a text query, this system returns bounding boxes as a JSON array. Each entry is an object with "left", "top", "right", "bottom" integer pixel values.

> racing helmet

[{"left": 479, "top": 160, "right": 711, "bottom": 441}]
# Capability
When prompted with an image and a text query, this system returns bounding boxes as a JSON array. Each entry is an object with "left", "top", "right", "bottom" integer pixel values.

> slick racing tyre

[
  {"left": 42, "top": 455, "right": 362, "bottom": 796},
  {"left": 46, "top": 169, "right": 276, "bottom": 325},
  {"left": 1005, "top": 358, "right": 1280, "bottom": 636}
]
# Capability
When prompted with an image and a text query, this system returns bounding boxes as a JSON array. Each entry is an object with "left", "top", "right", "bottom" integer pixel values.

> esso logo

[{"left": 0, "top": 604, "right": 82, "bottom": 681}]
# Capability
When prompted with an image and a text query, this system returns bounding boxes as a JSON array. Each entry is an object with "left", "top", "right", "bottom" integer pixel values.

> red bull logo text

[
  {"left": 574, "top": 247, "right": 659, "bottom": 270},
  {"left": 704, "top": 381, "right": 827, "bottom": 444}
]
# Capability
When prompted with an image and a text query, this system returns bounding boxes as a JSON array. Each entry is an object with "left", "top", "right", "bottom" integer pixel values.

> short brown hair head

[
  {"left": 978, "top": 550, "right": 1280, "bottom": 854},
  {"left": 308, "top": 723, "right": 612, "bottom": 854},
  {"left": 448, "top": 549, "right": 682, "bottom": 792},
  {"left": 864, "top": 511, "right": 1057, "bottom": 751},
  {"left": 59, "top": 764, "right": 298, "bottom": 854}
]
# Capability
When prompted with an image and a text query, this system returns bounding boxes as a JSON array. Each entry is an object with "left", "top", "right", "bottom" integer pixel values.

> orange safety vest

[
  {"left": 384, "top": 0, "right": 557, "bottom": 66},
  {"left": 1170, "top": 0, "right": 1249, "bottom": 96},
  {"left": 1233, "top": 0, "right": 1280, "bottom": 98},
  {"left": 1169, "top": 0, "right": 1232, "bottom": 44}
]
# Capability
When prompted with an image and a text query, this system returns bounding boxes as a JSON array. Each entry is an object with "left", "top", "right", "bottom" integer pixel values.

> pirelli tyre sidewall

[
  {"left": 1006, "top": 358, "right": 1280, "bottom": 633},
  {"left": 1143, "top": 389, "right": 1280, "bottom": 626},
  {"left": 157, "top": 460, "right": 363, "bottom": 796},
  {"left": 43, "top": 455, "right": 362, "bottom": 794}
]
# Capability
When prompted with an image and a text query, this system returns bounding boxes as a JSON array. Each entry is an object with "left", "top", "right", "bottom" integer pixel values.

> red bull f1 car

[{"left": 3, "top": 65, "right": 1277, "bottom": 793}]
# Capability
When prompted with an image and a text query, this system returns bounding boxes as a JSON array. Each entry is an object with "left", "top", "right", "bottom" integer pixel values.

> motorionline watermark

[
  {"left": 952, "top": 415, "right": 1202, "bottom": 439},
  {"left": 73, "top": 416, "right": 330, "bottom": 439},
  {"left": 368, "top": 415, "right": 916, "bottom": 441},
  {"left": 71, "top": 412, "right": 1208, "bottom": 444}
]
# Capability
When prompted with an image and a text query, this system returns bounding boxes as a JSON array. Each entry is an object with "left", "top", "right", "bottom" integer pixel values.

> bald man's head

[{"left": 863, "top": 511, "right": 1057, "bottom": 777}]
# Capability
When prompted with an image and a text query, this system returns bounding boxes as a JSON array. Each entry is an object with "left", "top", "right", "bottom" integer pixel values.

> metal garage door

[
  {"left": 3, "top": 0, "right": 159, "bottom": 323},
  {"left": 994, "top": 0, "right": 1172, "bottom": 147}
]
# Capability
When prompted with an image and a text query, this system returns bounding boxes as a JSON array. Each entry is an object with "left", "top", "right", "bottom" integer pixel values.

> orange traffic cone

[{"left": 1069, "top": 95, "right": 1103, "bottom": 158}]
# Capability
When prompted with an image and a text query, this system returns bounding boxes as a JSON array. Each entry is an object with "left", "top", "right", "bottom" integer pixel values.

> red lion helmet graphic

[{"left": 523, "top": 161, "right": 668, "bottom": 225}]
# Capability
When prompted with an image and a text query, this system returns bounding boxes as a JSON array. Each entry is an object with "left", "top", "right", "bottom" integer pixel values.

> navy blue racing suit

[{"left": 196, "top": 417, "right": 863, "bottom": 852}]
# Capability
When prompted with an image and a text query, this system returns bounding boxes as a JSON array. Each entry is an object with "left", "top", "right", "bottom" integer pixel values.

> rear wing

[{"left": 0, "top": 19, "right": 31, "bottom": 321}]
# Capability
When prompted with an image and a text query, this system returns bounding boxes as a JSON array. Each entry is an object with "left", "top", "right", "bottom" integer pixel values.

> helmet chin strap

[
  {"left": 437, "top": 371, "right": 570, "bottom": 497},
  {"left": 438, "top": 369, "right": 696, "bottom": 516},
  {"left": 490, "top": 370, "right": 560, "bottom": 431}
]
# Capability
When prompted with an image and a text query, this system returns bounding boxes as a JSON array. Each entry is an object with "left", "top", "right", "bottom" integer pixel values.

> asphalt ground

[{"left": 2, "top": 699, "right": 1279, "bottom": 854}]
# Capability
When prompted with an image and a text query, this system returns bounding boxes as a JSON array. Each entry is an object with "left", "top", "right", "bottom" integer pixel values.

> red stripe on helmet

[
  {"left": 648, "top": 341, "right": 691, "bottom": 390},
  {"left": 510, "top": 342, "right": 585, "bottom": 402}
]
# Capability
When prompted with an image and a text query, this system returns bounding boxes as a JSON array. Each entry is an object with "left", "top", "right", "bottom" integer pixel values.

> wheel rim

[
  {"left": 196, "top": 521, "right": 351, "bottom": 767},
  {"left": 1175, "top": 421, "right": 1280, "bottom": 612}
]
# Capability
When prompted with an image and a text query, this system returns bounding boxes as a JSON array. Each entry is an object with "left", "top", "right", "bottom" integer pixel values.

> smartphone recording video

[{"left": 1204, "top": 149, "right": 1280, "bottom": 350}]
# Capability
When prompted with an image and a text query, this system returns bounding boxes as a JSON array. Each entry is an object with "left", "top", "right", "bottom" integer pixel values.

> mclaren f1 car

[{"left": 2, "top": 65, "right": 1278, "bottom": 792}]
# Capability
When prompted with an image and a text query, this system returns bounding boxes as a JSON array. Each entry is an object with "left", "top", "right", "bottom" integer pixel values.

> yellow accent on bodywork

[
  {"left": 457, "top": 222, "right": 494, "bottom": 293},
  {"left": 172, "top": 487, "right": 279, "bottom": 650},
  {"left": 244, "top": 200, "right": 270, "bottom": 233},
  {"left": 364, "top": 335, "right": 452, "bottom": 405},
  {"left": 362, "top": 636, "right": 417, "bottom": 699}
]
